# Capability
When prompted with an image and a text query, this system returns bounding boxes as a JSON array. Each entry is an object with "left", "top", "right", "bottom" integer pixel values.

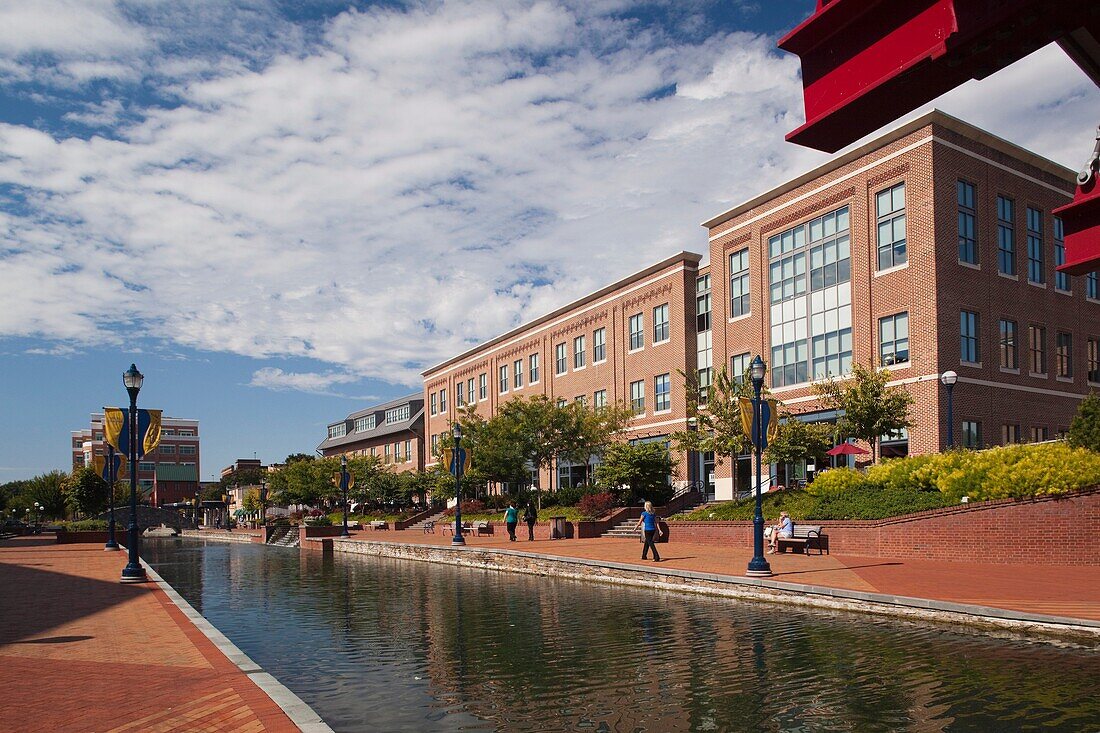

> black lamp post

[
  {"left": 259, "top": 473, "right": 267, "bottom": 528},
  {"left": 105, "top": 444, "right": 119, "bottom": 550},
  {"left": 452, "top": 423, "right": 465, "bottom": 546},
  {"left": 941, "top": 370, "right": 958, "bottom": 449},
  {"left": 33, "top": 502, "right": 42, "bottom": 525},
  {"left": 686, "top": 417, "right": 698, "bottom": 491},
  {"left": 340, "top": 454, "right": 350, "bottom": 538},
  {"left": 746, "top": 355, "right": 773, "bottom": 578},
  {"left": 120, "top": 363, "right": 147, "bottom": 583}
]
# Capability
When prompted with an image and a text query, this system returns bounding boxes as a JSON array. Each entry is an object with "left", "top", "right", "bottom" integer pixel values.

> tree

[
  {"left": 219, "top": 466, "right": 265, "bottom": 492},
  {"left": 15, "top": 471, "right": 67, "bottom": 520},
  {"left": 268, "top": 457, "right": 329, "bottom": 507},
  {"left": 562, "top": 401, "right": 635, "bottom": 484},
  {"left": 497, "top": 395, "right": 577, "bottom": 494},
  {"left": 1067, "top": 392, "right": 1100, "bottom": 453},
  {"left": 670, "top": 366, "right": 759, "bottom": 490},
  {"left": 242, "top": 488, "right": 261, "bottom": 512},
  {"left": 764, "top": 417, "right": 834, "bottom": 471},
  {"left": 63, "top": 467, "right": 109, "bottom": 518},
  {"left": 813, "top": 362, "right": 913, "bottom": 462},
  {"left": 594, "top": 442, "right": 676, "bottom": 506}
]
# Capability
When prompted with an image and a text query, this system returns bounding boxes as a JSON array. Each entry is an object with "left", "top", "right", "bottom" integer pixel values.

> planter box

[{"left": 55, "top": 531, "right": 112, "bottom": 544}]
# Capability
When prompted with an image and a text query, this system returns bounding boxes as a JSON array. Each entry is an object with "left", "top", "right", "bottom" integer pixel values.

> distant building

[
  {"left": 71, "top": 413, "right": 200, "bottom": 507},
  {"left": 317, "top": 394, "right": 426, "bottom": 473}
]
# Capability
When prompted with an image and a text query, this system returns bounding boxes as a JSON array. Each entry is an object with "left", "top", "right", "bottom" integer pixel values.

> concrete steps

[{"left": 266, "top": 525, "right": 300, "bottom": 548}]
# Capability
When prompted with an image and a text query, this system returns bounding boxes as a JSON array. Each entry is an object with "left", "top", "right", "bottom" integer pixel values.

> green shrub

[
  {"left": 934, "top": 443, "right": 1100, "bottom": 501},
  {"left": 810, "top": 485, "right": 953, "bottom": 520},
  {"left": 1067, "top": 392, "right": 1100, "bottom": 453},
  {"left": 58, "top": 519, "right": 109, "bottom": 531},
  {"left": 805, "top": 467, "right": 874, "bottom": 495},
  {"left": 554, "top": 484, "right": 597, "bottom": 508},
  {"left": 303, "top": 515, "right": 332, "bottom": 526}
]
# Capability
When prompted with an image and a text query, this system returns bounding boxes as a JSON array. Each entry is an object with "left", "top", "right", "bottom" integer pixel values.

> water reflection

[{"left": 144, "top": 540, "right": 1100, "bottom": 732}]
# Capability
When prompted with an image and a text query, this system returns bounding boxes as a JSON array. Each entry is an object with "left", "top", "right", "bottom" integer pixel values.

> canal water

[{"left": 144, "top": 540, "right": 1100, "bottom": 732}]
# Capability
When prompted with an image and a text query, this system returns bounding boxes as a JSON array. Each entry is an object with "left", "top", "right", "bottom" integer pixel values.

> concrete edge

[
  {"left": 139, "top": 556, "right": 334, "bottom": 733},
  {"left": 321, "top": 537, "right": 1100, "bottom": 644}
]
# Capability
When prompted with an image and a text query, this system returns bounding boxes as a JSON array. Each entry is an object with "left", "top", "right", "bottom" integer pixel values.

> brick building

[
  {"left": 422, "top": 253, "right": 707, "bottom": 492},
  {"left": 703, "top": 109, "right": 1096, "bottom": 498},
  {"left": 317, "top": 394, "right": 426, "bottom": 473},
  {"left": 71, "top": 413, "right": 201, "bottom": 506}
]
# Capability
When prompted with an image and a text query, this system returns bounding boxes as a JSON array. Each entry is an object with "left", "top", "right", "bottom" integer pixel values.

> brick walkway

[
  {"left": 0, "top": 538, "right": 304, "bottom": 733},
  {"left": 344, "top": 526, "right": 1100, "bottom": 622}
]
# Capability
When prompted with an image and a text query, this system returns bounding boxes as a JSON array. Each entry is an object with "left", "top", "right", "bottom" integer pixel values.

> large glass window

[
  {"left": 529, "top": 353, "right": 539, "bottom": 383},
  {"left": 513, "top": 359, "right": 523, "bottom": 389},
  {"left": 328, "top": 424, "right": 346, "bottom": 439},
  {"left": 653, "top": 303, "right": 670, "bottom": 342},
  {"left": 999, "top": 319, "right": 1018, "bottom": 370},
  {"left": 879, "top": 312, "right": 909, "bottom": 366},
  {"left": 478, "top": 373, "right": 487, "bottom": 400},
  {"left": 729, "top": 249, "right": 750, "bottom": 317},
  {"left": 960, "top": 310, "right": 980, "bottom": 364},
  {"left": 876, "top": 183, "right": 906, "bottom": 270},
  {"left": 593, "top": 389, "right": 607, "bottom": 410},
  {"left": 962, "top": 421, "right": 982, "bottom": 449},
  {"left": 630, "top": 380, "right": 645, "bottom": 415},
  {"left": 385, "top": 405, "right": 410, "bottom": 424},
  {"left": 1027, "top": 207, "right": 1044, "bottom": 284},
  {"left": 997, "top": 196, "right": 1015, "bottom": 276},
  {"left": 696, "top": 275, "right": 712, "bottom": 331},
  {"left": 731, "top": 352, "right": 750, "bottom": 384},
  {"left": 1029, "top": 324, "right": 1046, "bottom": 374},
  {"left": 499, "top": 365, "right": 509, "bottom": 393},
  {"left": 768, "top": 206, "right": 851, "bottom": 387},
  {"left": 1002, "top": 424, "right": 1021, "bottom": 444},
  {"left": 573, "top": 335, "right": 586, "bottom": 369},
  {"left": 455, "top": 384, "right": 465, "bottom": 406},
  {"left": 354, "top": 415, "right": 375, "bottom": 432},
  {"left": 1056, "top": 332, "right": 1073, "bottom": 378},
  {"left": 1088, "top": 272, "right": 1099, "bottom": 300},
  {"left": 1054, "top": 217, "right": 1069, "bottom": 292},
  {"left": 555, "top": 343, "right": 567, "bottom": 374},
  {"left": 629, "top": 313, "right": 644, "bottom": 350},
  {"left": 1088, "top": 338, "right": 1099, "bottom": 383},
  {"left": 430, "top": 393, "right": 437, "bottom": 415},
  {"left": 439, "top": 389, "right": 447, "bottom": 412},
  {"left": 593, "top": 328, "right": 606, "bottom": 363},
  {"left": 958, "top": 181, "right": 977, "bottom": 264},
  {"left": 467, "top": 378, "right": 475, "bottom": 404},
  {"left": 654, "top": 374, "right": 671, "bottom": 412}
]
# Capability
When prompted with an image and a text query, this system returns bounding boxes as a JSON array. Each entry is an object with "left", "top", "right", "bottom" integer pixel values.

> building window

[
  {"left": 731, "top": 352, "right": 751, "bottom": 384},
  {"left": 574, "top": 395, "right": 586, "bottom": 406},
  {"left": 960, "top": 310, "right": 980, "bottom": 364},
  {"left": 1030, "top": 426, "right": 1048, "bottom": 443},
  {"left": 1027, "top": 207, "right": 1044, "bottom": 284},
  {"left": 653, "top": 303, "right": 670, "bottom": 343},
  {"left": 574, "top": 335, "right": 586, "bottom": 369},
  {"left": 876, "top": 182, "right": 907, "bottom": 270},
  {"left": 455, "top": 383, "right": 465, "bottom": 406},
  {"left": 729, "top": 249, "right": 750, "bottom": 317},
  {"left": 962, "top": 420, "right": 982, "bottom": 449},
  {"left": 179, "top": 445, "right": 196, "bottom": 455},
  {"left": 405, "top": 440, "right": 412, "bottom": 462},
  {"left": 499, "top": 365, "right": 509, "bottom": 393},
  {"left": 1056, "top": 332, "right": 1073, "bottom": 378},
  {"left": 467, "top": 378, "right": 476, "bottom": 404},
  {"left": 514, "top": 359, "right": 523, "bottom": 389},
  {"left": 555, "top": 343, "right": 567, "bottom": 375},
  {"left": 593, "top": 389, "right": 607, "bottom": 410},
  {"left": 478, "top": 374, "right": 487, "bottom": 400},
  {"left": 556, "top": 398, "right": 567, "bottom": 408},
  {"left": 696, "top": 275, "right": 712, "bottom": 332},
  {"left": 1087, "top": 338, "right": 1099, "bottom": 383},
  {"left": 654, "top": 373, "right": 671, "bottom": 412},
  {"left": 629, "top": 313, "right": 644, "bottom": 350},
  {"left": 769, "top": 205, "right": 851, "bottom": 387},
  {"left": 878, "top": 312, "right": 909, "bottom": 366},
  {"left": 384, "top": 444, "right": 390, "bottom": 463},
  {"left": 1002, "top": 424, "right": 1021, "bottom": 445},
  {"left": 431, "top": 434, "right": 439, "bottom": 455},
  {"left": 697, "top": 328, "right": 712, "bottom": 401},
  {"left": 327, "top": 425, "right": 345, "bottom": 439},
  {"left": 439, "top": 389, "right": 447, "bottom": 412},
  {"left": 997, "top": 196, "right": 1015, "bottom": 276},
  {"left": 1054, "top": 217, "right": 1069, "bottom": 292},
  {"left": 630, "top": 380, "right": 645, "bottom": 415},
  {"left": 354, "top": 415, "right": 376, "bottom": 433},
  {"left": 593, "top": 328, "right": 606, "bottom": 363},
  {"left": 178, "top": 430, "right": 194, "bottom": 437},
  {"left": 430, "top": 393, "right": 437, "bottom": 416},
  {"left": 386, "top": 405, "right": 410, "bottom": 424},
  {"left": 697, "top": 367, "right": 712, "bottom": 404},
  {"left": 958, "top": 180, "right": 977, "bottom": 265},
  {"left": 529, "top": 353, "right": 540, "bottom": 383},
  {"left": 1029, "top": 324, "right": 1046, "bottom": 374},
  {"left": 139, "top": 462, "right": 155, "bottom": 471},
  {"left": 1088, "top": 272, "right": 1099, "bottom": 300},
  {"left": 999, "top": 319, "right": 1018, "bottom": 370}
]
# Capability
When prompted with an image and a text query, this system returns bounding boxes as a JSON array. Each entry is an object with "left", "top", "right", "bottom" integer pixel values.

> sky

[{"left": 0, "top": 0, "right": 1097, "bottom": 482}]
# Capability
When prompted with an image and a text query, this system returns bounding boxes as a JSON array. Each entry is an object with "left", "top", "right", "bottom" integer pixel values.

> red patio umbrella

[{"left": 826, "top": 443, "right": 869, "bottom": 457}]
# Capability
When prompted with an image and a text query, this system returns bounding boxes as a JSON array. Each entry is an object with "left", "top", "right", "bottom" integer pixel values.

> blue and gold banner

[
  {"left": 102, "top": 408, "right": 163, "bottom": 459},
  {"left": 738, "top": 398, "right": 780, "bottom": 451},
  {"left": 92, "top": 452, "right": 125, "bottom": 483}
]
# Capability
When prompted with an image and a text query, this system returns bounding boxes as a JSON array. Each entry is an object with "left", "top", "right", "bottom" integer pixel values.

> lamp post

[
  {"left": 746, "top": 355, "right": 773, "bottom": 578},
  {"left": 33, "top": 502, "right": 42, "bottom": 525},
  {"left": 452, "top": 423, "right": 465, "bottom": 546},
  {"left": 105, "top": 444, "right": 119, "bottom": 550},
  {"left": 120, "top": 363, "right": 147, "bottom": 583},
  {"left": 940, "top": 370, "right": 958, "bottom": 449},
  {"left": 686, "top": 416, "right": 698, "bottom": 491},
  {"left": 340, "top": 454, "right": 350, "bottom": 538},
  {"left": 259, "top": 473, "right": 267, "bottom": 528}
]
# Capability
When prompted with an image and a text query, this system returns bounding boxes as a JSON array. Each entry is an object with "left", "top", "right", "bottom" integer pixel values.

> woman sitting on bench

[{"left": 768, "top": 511, "right": 792, "bottom": 554}]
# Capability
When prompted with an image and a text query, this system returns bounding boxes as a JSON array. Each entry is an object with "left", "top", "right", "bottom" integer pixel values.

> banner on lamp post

[
  {"left": 102, "top": 408, "right": 163, "bottom": 458},
  {"left": 738, "top": 398, "right": 779, "bottom": 451}
]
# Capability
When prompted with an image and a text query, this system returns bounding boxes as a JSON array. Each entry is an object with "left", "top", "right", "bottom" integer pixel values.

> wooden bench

[
  {"left": 369, "top": 520, "right": 389, "bottom": 531},
  {"left": 475, "top": 521, "right": 494, "bottom": 536},
  {"left": 776, "top": 525, "right": 827, "bottom": 555}
]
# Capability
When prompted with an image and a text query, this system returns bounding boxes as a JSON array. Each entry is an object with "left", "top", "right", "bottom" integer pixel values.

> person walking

[
  {"left": 523, "top": 502, "right": 537, "bottom": 541},
  {"left": 633, "top": 500, "right": 663, "bottom": 562},
  {"left": 504, "top": 502, "right": 518, "bottom": 542}
]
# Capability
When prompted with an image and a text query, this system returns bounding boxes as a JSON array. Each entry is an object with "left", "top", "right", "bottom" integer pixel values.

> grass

[{"left": 673, "top": 486, "right": 955, "bottom": 522}]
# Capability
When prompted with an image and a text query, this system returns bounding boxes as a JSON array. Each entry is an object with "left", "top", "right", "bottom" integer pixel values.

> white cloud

[
  {"left": 249, "top": 367, "right": 360, "bottom": 395},
  {"left": 0, "top": 2, "right": 1096, "bottom": 394}
]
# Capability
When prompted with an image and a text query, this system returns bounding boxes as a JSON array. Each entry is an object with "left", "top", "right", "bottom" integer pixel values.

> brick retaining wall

[{"left": 668, "top": 489, "right": 1100, "bottom": 565}]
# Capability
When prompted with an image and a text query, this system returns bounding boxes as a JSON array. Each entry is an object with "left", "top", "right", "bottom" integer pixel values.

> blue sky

[{"left": 1, "top": 0, "right": 1096, "bottom": 481}]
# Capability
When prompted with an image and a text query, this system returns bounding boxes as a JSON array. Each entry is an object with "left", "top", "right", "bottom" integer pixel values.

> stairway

[
  {"left": 407, "top": 510, "right": 449, "bottom": 532},
  {"left": 602, "top": 517, "right": 643, "bottom": 538},
  {"left": 266, "top": 525, "right": 300, "bottom": 548}
]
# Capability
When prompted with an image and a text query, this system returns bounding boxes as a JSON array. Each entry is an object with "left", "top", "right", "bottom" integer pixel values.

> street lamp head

[
  {"left": 452, "top": 423, "right": 463, "bottom": 441},
  {"left": 687, "top": 416, "right": 697, "bottom": 428},
  {"left": 940, "top": 370, "right": 958, "bottom": 387},
  {"left": 750, "top": 355, "right": 767, "bottom": 387},
  {"left": 123, "top": 363, "right": 143, "bottom": 391},
  {"left": 341, "top": 453, "right": 347, "bottom": 468}
]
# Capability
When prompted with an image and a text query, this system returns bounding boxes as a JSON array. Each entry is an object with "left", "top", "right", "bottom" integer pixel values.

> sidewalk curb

[{"left": 139, "top": 557, "right": 334, "bottom": 733}]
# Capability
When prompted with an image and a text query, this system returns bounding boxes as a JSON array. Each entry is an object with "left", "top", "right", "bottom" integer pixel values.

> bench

[
  {"left": 776, "top": 525, "right": 827, "bottom": 555},
  {"left": 423, "top": 521, "right": 435, "bottom": 534},
  {"left": 475, "top": 521, "right": 494, "bottom": 536},
  {"left": 442, "top": 522, "right": 472, "bottom": 537},
  {"left": 369, "top": 520, "right": 389, "bottom": 531}
]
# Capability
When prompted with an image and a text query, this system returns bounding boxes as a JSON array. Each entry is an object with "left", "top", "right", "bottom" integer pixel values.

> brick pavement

[
  {"left": 0, "top": 538, "right": 304, "bottom": 733},
  {"left": 346, "top": 525, "right": 1100, "bottom": 621}
]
